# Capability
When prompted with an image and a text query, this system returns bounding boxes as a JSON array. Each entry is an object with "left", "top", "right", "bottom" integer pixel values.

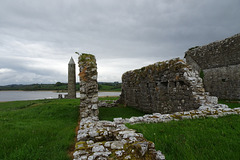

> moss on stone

[
  {"left": 79, "top": 53, "right": 96, "bottom": 64},
  {"left": 75, "top": 141, "right": 88, "bottom": 150}
]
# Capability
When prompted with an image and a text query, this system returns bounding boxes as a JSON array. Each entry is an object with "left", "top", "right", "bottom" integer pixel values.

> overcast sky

[{"left": 0, "top": 0, "right": 239, "bottom": 85}]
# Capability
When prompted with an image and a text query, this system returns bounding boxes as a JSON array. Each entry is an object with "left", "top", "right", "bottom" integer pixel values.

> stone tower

[{"left": 68, "top": 57, "right": 76, "bottom": 99}]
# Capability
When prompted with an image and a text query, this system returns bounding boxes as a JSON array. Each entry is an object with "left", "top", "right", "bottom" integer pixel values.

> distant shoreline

[
  {"left": 0, "top": 91, "right": 120, "bottom": 102},
  {"left": 0, "top": 90, "right": 121, "bottom": 92}
]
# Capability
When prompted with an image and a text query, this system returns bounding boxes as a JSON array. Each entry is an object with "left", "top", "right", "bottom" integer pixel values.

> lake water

[{"left": 0, "top": 91, "right": 121, "bottom": 102}]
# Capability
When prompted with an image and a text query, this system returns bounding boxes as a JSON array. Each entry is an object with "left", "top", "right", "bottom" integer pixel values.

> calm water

[{"left": 0, "top": 91, "right": 121, "bottom": 102}]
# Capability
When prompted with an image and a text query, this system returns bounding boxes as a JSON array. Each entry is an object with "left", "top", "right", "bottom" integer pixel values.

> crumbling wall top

[
  {"left": 123, "top": 58, "right": 188, "bottom": 81},
  {"left": 185, "top": 33, "right": 240, "bottom": 69}
]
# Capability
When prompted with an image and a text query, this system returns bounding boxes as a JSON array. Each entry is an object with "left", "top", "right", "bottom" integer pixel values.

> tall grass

[{"left": 0, "top": 99, "right": 79, "bottom": 160}]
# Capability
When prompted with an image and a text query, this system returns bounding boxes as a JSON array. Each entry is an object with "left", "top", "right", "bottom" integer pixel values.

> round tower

[{"left": 68, "top": 57, "right": 76, "bottom": 98}]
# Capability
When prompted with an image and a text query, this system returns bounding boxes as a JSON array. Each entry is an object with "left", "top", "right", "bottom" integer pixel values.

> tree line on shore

[{"left": 0, "top": 82, "right": 121, "bottom": 91}]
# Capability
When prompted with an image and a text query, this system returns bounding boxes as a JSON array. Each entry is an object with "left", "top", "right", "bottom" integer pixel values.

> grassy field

[
  {"left": 0, "top": 99, "right": 80, "bottom": 160},
  {"left": 1, "top": 98, "right": 239, "bottom": 160}
]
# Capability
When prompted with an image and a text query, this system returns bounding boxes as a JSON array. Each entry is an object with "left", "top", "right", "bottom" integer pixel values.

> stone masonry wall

[
  {"left": 185, "top": 33, "right": 240, "bottom": 71},
  {"left": 185, "top": 33, "right": 240, "bottom": 99},
  {"left": 119, "top": 58, "right": 218, "bottom": 114},
  {"left": 79, "top": 54, "right": 99, "bottom": 119},
  {"left": 203, "top": 64, "right": 240, "bottom": 99}
]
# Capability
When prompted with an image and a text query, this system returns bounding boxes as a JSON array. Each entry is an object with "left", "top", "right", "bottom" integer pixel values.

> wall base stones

[{"left": 113, "top": 104, "right": 240, "bottom": 124}]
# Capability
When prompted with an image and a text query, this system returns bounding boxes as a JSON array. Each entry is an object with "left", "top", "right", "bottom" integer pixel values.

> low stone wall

[
  {"left": 113, "top": 105, "right": 240, "bottom": 124},
  {"left": 119, "top": 58, "right": 217, "bottom": 114}
]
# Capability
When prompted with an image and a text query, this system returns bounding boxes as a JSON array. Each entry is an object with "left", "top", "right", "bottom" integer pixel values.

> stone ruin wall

[
  {"left": 74, "top": 53, "right": 166, "bottom": 160},
  {"left": 79, "top": 54, "right": 99, "bottom": 119},
  {"left": 119, "top": 58, "right": 218, "bottom": 114},
  {"left": 185, "top": 33, "right": 240, "bottom": 99}
]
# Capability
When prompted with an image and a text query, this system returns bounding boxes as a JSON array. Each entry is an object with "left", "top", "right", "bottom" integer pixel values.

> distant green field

[{"left": 0, "top": 82, "right": 122, "bottom": 92}]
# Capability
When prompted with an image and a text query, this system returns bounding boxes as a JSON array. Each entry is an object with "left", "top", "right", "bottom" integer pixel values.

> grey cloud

[{"left": 0, "top": 0, "right": 240, "bottom": 85}]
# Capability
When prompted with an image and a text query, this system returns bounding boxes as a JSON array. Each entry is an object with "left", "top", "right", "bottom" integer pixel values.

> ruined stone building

[
  {"left": 119, "top": 58, "right": 217, "bottom": 114},
  {"left": 74, "top": 53, "right": 165, "bottom": 160},
  {"left": 185, "top": 33, "right": 240, "bottom": 100},
  {"left": 67, "top": 57, "right": 76, "bottom": 99}
]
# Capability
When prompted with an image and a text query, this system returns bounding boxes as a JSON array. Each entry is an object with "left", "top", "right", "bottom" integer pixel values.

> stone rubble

[
  {"left": 74, "top": 117, "right": 165, "bottom": 160},
  {"left": 98, "top": 100, "right": 117, "bottom": 108},
  {"left": 113, "top": 105, "right": 240, "bottom": 125}
]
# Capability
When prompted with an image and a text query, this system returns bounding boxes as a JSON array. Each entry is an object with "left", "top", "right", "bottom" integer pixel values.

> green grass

[
  {"left": 98, "top": 96, "right": 119, "bottom": 101},
  {"left": 99, "top": 106, "right": 146, "bottom": 121},
  {"left": 0, "top": 99, "right": 80, "bottom": 160},
  {"left": 127, "top": 115, "right": 240, "bottom": 160},
  {"left": 219, "top": 99, "right": 240, "bottom": 109}
]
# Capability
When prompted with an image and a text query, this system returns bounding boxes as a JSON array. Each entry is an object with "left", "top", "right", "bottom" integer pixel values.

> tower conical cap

[{"left": 68, "top": 57, "right": 75, "bottom": 64}]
